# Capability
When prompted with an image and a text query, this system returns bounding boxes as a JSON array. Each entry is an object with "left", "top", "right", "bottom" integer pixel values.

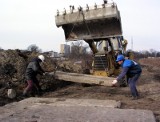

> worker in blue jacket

[{"left": 114, "top": 54, "right": 142, "bottom": 100}]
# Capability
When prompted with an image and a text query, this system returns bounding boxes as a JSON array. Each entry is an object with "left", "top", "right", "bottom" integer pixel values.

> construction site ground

[
  {"left": 0, "top": 50, "right": 160, "bottom": 121},
  {"left": 41, "top": 71, "right": 160, "bottom": 121},
  {"left": 1, "top": 63, "right": 160, "bottom": 121}
]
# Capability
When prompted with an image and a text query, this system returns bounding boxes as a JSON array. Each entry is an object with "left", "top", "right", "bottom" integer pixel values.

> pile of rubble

[
  {"left": 0, "top": 49, "right": 86, "bottom": 104},
  {"left": 0, "top": 49, "right": 57, "bottom": 82},
  {"left": 0, "top": 49, "right": 58, "bottom": 102}
]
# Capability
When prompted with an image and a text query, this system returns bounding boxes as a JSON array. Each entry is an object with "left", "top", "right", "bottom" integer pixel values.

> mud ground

[
  {"left": 0, "top": 55, "right": 160, "bottom": 121},
  {"left": 41, "top": 69, "right": 160, "bottom": 121},
  {"left": 1, "top": 66, "right": 160, "bottom": 121}
]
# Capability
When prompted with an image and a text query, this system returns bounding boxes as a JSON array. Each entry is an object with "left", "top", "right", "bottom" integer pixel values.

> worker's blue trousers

[{"left": 128, "top": 73, "right": 141, "bottom": 97}]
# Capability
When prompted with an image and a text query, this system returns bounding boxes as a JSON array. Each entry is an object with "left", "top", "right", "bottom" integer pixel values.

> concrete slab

[
  {"left": 53, "top": 71, "right": 115, "bottom": 86},
  {"left": 0, "top": 98, "right": 156, "bottom": 122}
]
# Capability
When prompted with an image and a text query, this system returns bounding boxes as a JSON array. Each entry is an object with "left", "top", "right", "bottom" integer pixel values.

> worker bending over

[
  {"left": 114, "top": 54, "right": 142, "bottom": 100},
  {"left": 23, "top": 55, "right": 45, "bottom": 97}
]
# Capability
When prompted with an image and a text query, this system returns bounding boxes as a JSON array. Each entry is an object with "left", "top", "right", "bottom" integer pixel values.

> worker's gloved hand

[{"left": 111, "top": 79, "right": 118, "bottom": 86}]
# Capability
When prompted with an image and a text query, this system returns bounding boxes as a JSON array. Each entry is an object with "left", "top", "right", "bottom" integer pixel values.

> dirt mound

[
  {"left": 0, "top": 50, "right": 27, "bottom": 81},
  {"left": 139, "top": 58, "right": 160, "bottom": 72},
  {"left": 139, "top": 58, "right": 160, "bottom": 67},
  {"left": 0, "top": 50, "right": 57, "bottom": 82},
  {"left": 58, "top": 60, "right": 82, "bottom": 73},
  {"left": 0, "top": 50, "right": 58, "bottom": 103}
]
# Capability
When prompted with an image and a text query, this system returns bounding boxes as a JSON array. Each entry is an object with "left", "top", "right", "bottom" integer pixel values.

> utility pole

[{"left": 131, "top": 37, "right": 133, "bottom": 51}]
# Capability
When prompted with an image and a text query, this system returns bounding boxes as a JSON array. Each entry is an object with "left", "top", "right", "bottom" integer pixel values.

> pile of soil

[
  {"left": 0, "top": 49, "right": 83, "bottom": 105},
  {"left": 0, "top": 49, "right": 57, "bottom": 81},
  {"left": 0, "top": 49, "right": 58, "bottom": 105}
]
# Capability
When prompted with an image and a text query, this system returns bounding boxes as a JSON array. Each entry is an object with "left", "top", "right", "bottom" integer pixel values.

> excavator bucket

[{"left": 55, "top": 3, "right": 122, "bottom": 41}]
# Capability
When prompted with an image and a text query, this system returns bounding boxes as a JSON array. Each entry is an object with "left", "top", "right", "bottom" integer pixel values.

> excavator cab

[{"left": 55, "top": 2, "right": 127, "bottom": 77}]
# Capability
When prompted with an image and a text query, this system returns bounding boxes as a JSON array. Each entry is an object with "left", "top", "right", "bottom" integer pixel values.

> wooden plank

[{"left": 49, "top": 71, "right": 115, "bottom": 86}]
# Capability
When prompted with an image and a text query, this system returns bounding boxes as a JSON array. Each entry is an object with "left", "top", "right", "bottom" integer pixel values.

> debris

[{"left": 7, "top": 89, "right": 16, "bottom": 99}]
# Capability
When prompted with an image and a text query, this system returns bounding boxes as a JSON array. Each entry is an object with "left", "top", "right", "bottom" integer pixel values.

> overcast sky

[{"left": 0, "top": 0, "right": 160, "bottom": 52}]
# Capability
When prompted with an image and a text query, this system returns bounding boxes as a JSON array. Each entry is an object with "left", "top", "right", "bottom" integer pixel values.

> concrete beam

[{"left": 51, "top": 71, "right": 115, "bottom": 86}]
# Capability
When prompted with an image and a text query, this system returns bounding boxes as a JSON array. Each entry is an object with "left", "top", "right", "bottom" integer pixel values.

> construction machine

[{"left": 54, "top": 1, "right": 128, "bottom": 86}]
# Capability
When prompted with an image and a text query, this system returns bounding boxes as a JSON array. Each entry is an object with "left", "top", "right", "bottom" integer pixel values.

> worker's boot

[
  {"left": 131, "top": 96, "right": 139, "bottom": 100},
  {"left": 30, "top": 92, "right": 36, "bottom": 97},
  {"left": 21, "top": 93, "right": 29, "bottom": 99},
  {"left": 34, "top": 88, "right": 43, "bottom": 97}
]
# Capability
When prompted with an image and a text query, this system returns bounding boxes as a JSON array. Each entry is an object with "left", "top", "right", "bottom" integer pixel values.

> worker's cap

[
  {"left": 116, "top": 54, "right": 124, "bottom": 62},
  {"left": 38, "top": 55, "right": 45, "bottom": 62}
]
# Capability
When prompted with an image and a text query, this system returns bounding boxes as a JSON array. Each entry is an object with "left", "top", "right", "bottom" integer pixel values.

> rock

[{"left": 7, "top": 89, "right": 16, "bottom": 99}]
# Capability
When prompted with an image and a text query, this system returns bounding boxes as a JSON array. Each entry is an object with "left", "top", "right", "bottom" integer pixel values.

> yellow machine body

[{"left": 55, "top": 2, "right": 128, "bottom": 77}]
